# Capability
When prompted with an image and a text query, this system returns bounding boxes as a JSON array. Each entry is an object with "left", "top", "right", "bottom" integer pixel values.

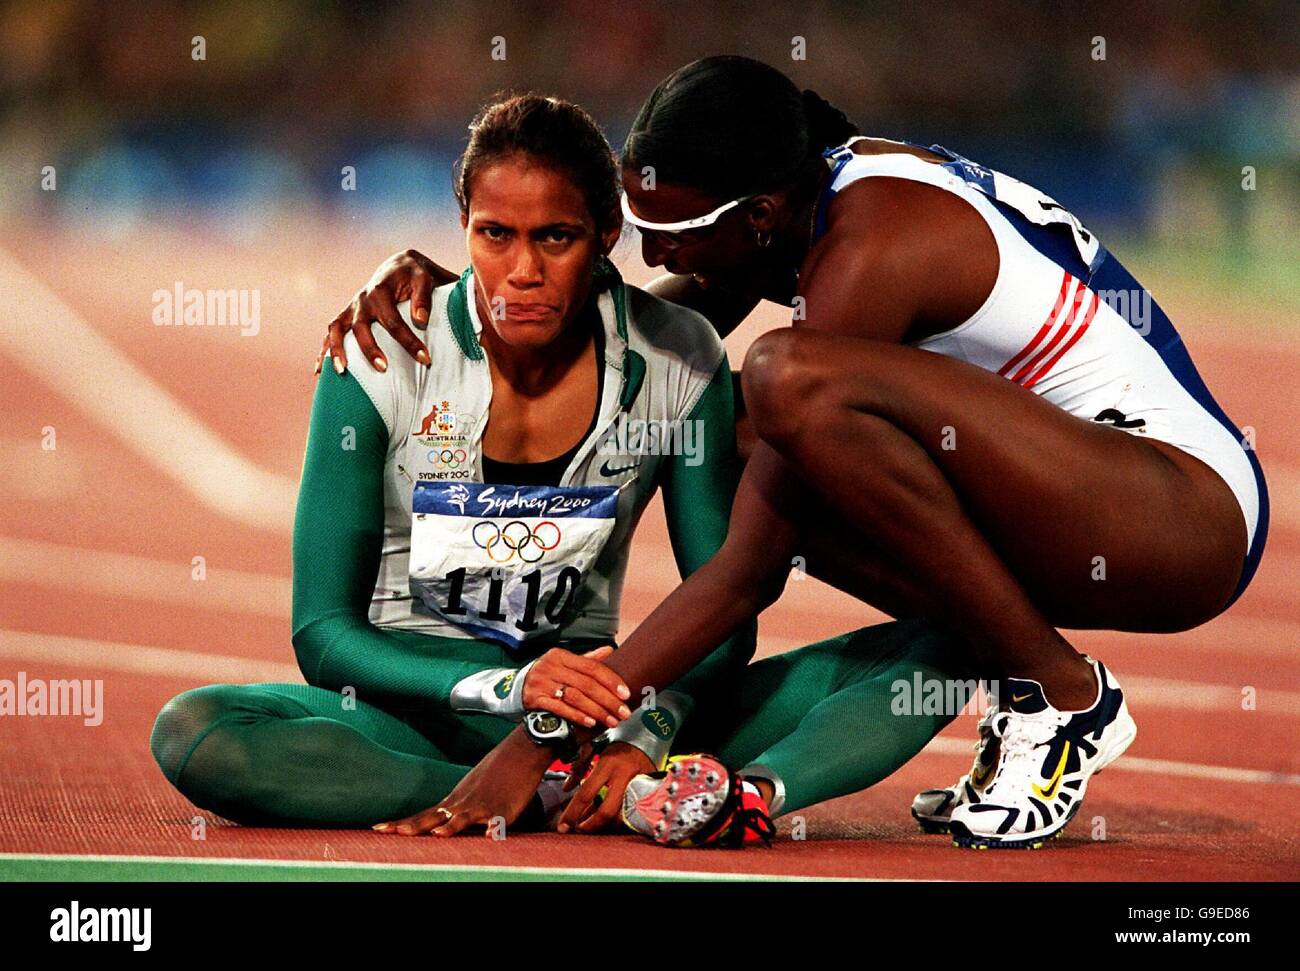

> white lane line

[
  {"left": 0, "top": 630, "right": 301, "bottom": 684},
  {"left": 1074, "top": 613, "right": 1300, "bottom": 660},
  {"left": 9, "top": 533, "right": 1295, "bottom": 670},
  {"left": 2, "top": 630, "right": 1297, "bottom": 786},
  {"left": 1, "top": 242, "right": 1293, "bottom": 542},
  {"left": 0, "top": 536, "right": 290, "bottom": 618},
  {"left": 1120, "top": 673, "right": 1300, "bottom": 715},
  {"left": 4, "top": 534, "right": 1296, "bottom": 716},
  {"left": 1098, "top": 754, "right": 1300, "bottom": 786},
  {"left": 924, "top": 737, "right": 1300, "bottom": 786},
  {"left": 755, "top": 633, "right": 1300, "bottom": 715},
  {"left": 0, "top": 853, "right": 880, "bottom": 882},
  {"left": 0, "top": 248, "right": 297, "bottom": 531}
]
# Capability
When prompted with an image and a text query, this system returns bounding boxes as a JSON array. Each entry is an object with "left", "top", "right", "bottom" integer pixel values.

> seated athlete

[
  {"left": 328, "top": 57, "right": 1268, "bottom": 849},
  {"left": 150, "top": 93, "right": 975, "bottom": 841}
]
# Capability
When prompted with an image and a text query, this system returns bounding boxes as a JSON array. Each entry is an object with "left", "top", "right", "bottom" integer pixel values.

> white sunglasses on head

[{"left": 620, "top": 191, "right": 759, "bottom": 233}]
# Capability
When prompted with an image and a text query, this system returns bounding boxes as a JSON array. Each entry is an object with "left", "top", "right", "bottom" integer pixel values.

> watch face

[{"left": 533, "top": 713, "right": 562, "bottom": 734}]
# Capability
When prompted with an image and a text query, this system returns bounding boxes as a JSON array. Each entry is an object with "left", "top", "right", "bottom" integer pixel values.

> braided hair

[{"left": 623, "top": 55, "right": 859, "bottom": 200}]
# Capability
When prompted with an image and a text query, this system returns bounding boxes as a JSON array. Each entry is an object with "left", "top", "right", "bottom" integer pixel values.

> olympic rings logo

[
  {"left": 428, "top": 448, "right": 469, "bottom": 469},
  {"left": 471, "top": 520, "right": 562, "bottom": 563}
]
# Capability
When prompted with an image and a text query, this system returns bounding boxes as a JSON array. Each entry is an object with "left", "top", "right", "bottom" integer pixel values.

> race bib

[
  {"left": 409, "top": 481, "right": 620, "bottom": 650},
  {"left": 932, "top": 145, "right": 1104, "bottom": 272}
]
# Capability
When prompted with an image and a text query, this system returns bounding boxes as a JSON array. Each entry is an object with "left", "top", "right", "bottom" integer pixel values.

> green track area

[
  {"left": 1113, "top": 236, "right": 1300, "bottom": 320},
  {"left": 0, "top": 854, "right": 856, "bottom": 883}
]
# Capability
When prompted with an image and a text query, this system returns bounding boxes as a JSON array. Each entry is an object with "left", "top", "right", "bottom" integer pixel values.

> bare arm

[
  {"left": 594, "top": 442, "right": 800, "bottom": 702},
  {"left": 792, "top": 176, "right": 998, "bottom": 344},
  {"left": 318, "top": 250, "right": 460, "bottom": 375},
  {"left": 580, "top": 181, "right": 973, "bottom": 702},
  {"left": 644, "top": 274, "right": 762, "bottom": 339}
]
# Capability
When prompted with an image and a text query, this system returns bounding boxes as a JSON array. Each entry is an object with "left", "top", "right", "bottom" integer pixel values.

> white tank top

[{"left": 813, "top": 138, "right": 1263, "bottom": 548}]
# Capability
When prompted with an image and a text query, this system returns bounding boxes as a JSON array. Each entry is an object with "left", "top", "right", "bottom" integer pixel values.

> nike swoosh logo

[
  {"left": 600, "top": 459, "right": 641, "bottom": 477},
  {"left": 1032, "top": 741, "right": 1070, "bottom": 801},
  {"left": 1012, "top": 692, "right": 1033, "bottom": 703}
]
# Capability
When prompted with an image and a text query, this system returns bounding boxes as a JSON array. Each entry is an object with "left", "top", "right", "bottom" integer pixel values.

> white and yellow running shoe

[
  {"left": 948, "top": 658, "right": 1136, "bottom": 849},
  {"left": 911, "top": 703, "right": 1001, "bottom": 834}
]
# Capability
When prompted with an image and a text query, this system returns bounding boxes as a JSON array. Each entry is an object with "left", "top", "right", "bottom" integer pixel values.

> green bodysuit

[{"left": 150, "top": 281, "right": 974, "bottom": 828}]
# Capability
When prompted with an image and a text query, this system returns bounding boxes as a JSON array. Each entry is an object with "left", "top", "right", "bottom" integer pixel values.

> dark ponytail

[
  {"left": 800, "top": 89, "right": 858, "bottom": 155},
  {"left": 624, "top": 55, "right": 859, "bottom": 201}
]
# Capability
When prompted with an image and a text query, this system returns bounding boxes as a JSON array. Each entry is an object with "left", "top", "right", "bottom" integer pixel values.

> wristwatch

[{"left": 523, "top": 710, "right": 578, "bottom": 762}]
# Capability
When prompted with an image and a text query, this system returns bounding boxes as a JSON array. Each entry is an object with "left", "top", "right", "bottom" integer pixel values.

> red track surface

[{"left": 2, "top": 223, "right": 1297, "bottom": 880}]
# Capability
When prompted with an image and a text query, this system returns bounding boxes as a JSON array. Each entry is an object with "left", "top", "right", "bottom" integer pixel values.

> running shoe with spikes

[
  {"left": 948, "top": 657, "right": 1136, "bottom": 849},
  {"left": 911, "top": 702, "right": 1001, "bottom": 834},
  {"left": 621, "top": 754, "right": 776, "bottom": 848}
]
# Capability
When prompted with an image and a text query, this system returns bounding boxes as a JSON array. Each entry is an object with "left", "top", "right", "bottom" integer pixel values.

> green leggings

[{"left": 150, "top": 618, "right": 972, "bottom": 827}]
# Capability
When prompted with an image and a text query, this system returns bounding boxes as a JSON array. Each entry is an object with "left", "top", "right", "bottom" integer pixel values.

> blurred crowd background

[{"left": 1, "top": 0, "right": 1297, "bottom": 266}]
